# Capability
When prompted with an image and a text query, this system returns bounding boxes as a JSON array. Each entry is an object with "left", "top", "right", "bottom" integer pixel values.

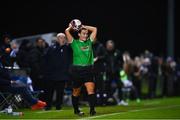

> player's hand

[
  {"left": 69, "top": 23, "right": 72, "bottom": 28},
  {"left": 81, "top": 25, "right": 85, "bottom": 29}
]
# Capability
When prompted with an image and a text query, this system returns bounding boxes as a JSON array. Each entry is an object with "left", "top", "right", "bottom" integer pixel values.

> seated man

[{"left": 0, "top": 67, "right": 46, "bottom": 110}]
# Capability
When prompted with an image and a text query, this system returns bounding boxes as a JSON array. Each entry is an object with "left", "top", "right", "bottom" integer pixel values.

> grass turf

[{"left": 0, "top": 97, "right": 180, "bottom": 119}]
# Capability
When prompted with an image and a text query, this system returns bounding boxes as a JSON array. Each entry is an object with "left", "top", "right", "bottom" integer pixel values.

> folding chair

[
  {"left": 0, "top": 67, "right": 28, "bottom": 109},
  {"left": 0, "top": 91, "right": 20, "bottom": 110},
  {"left": 2, "top": 67, "right": 44, "bottom": 109}
]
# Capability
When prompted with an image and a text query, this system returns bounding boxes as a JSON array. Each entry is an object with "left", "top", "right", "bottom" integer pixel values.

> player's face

[{"left": 79, "top": 29, "right": 89, "bottom": 41}]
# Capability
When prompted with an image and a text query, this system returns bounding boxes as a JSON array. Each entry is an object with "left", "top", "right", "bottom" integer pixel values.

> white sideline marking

[{"left": 80, "top": 105, "right": 180, "bottom": 119}]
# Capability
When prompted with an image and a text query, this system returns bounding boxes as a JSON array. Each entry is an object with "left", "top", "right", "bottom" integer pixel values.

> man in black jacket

[
  {"left": 93, "top": 40, "right": 107, "bottom": 105},
  {"left": 105, "top": 40, "right": 123, "bottom": 104},
  {"left": 0, "top": 35, "right": 12, "bottom": 67},
  {"left": 43, "top": 33, "right": 72, "bottom": 110},
  {"left": 28, "top": 38, "right": 46, "bottom": 91}
]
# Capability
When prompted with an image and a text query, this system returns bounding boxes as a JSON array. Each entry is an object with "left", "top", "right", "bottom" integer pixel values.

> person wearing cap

[{"left": 42, "top": 33, "right": 72, "bottom": 110}]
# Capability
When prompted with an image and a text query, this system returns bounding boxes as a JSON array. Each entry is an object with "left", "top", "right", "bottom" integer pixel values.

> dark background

[{"left": 0, "top": 0, "right": 178, "bottom": 58}]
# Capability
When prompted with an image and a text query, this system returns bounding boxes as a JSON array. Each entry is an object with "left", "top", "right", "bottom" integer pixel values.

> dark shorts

[{"left": 70, "top": 65, "right": 94, "bottom": 88}]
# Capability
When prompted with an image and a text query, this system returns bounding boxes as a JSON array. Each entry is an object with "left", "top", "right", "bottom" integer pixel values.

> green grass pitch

[{"left": 1, "top": 97, "right": 180, "bottom": 119}]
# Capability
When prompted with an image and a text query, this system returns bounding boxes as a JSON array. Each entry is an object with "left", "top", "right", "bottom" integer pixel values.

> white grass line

[{"left": 81, "top": 105, "right": 180, "bottom": 119}]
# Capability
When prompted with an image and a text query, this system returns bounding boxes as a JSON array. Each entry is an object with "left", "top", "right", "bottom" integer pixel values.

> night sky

[{"left": 0, "top": 0, "right": 178, "bottom": 57}]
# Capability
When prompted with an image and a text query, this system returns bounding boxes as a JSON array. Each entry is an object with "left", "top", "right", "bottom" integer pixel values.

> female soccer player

[{"left": 65, "top": 21, "right": 97, "bottom": 116}]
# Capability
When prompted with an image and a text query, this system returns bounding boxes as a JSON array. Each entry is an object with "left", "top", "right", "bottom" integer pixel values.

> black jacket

[
  {"left": 93, "top": 41, "right": 106, "bottom": 72},
  {"left": 0, "top": 67, "right": 11, "bottom": 86},
  {"left": 0, "top": 44, "right": 12, "bottom": 67},
  {"left": 28, "top": 46, "right": 44, "bottom": 79},
  {"left": 105, "top": 49, "right": 122, "bottom": 74},
  {"left": 42, "top": 43, "right": 72, "bottom": 81}
]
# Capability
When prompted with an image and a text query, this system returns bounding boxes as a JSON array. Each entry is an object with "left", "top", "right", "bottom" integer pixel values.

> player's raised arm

[
  {"left": 83, "top": 25, "right": 97, "bottom": 42},
  {"left": 65, "top": 24, "right": 73, "bottom": 43}
]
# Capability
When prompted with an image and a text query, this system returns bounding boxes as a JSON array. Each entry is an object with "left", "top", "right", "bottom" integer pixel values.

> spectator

[
  {"left": 16, "top": 39, "right": 33, "bottom": 71},
  {"left": 132, "top": 56, "right": 143, "bottom": 99},
  {"left": 104, "top": 40, "right": 123, "bottom": 104},
  {"left": 0, "top": 35, "right": 12, "bottom": 67},
  {"left": 0, "top": 66, "right": 46, "bottom": 110},
  {"left": 43, "top": 33, "right": 72, "bottom": 110},
  {"left": 92, "top": 39, "right": 107, "bottom": 105},
  {"left": 28, "top": 38, "right": 46, "bottom": 91}
]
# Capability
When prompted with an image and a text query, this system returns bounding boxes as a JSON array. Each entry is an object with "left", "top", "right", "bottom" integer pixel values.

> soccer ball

[{"left": 70, "top": 19, "right": 82, "bottom": 31}]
